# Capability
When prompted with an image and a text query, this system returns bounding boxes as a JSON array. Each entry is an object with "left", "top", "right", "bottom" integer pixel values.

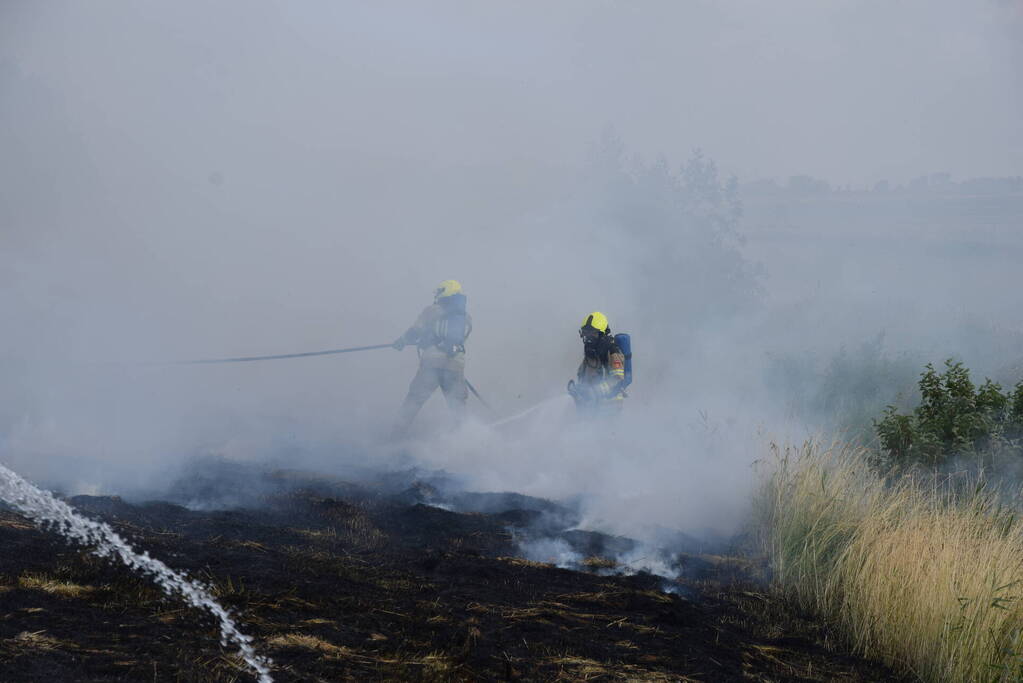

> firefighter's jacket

[
  {"left": 577, "top": 342, "right": 626, "bottom": 402},
  {"left": 397, "top": 303, "right": 473, "bottom": 370}
]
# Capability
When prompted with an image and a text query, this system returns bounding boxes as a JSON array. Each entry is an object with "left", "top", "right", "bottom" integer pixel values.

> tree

[{"left": 584, "top": 131, "right": 763, "bottom": 341}]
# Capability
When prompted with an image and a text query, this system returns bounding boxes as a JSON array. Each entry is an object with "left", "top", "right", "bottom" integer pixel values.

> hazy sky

[{"left": 2, "top": 1, "right": 1020, "bottom": 187}]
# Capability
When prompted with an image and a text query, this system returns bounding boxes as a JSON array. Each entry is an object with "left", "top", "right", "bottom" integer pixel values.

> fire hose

[
  {"left": 156, "top": 343, "right": 494, "bottom": 410},
  {"left": 156, "top": 343, "right": 394, "bottom": 365}
]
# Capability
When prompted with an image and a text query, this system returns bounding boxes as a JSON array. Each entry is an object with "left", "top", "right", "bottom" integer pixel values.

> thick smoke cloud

[{"left": 1, "top": 1, "right": 1020, "bottom": 539}]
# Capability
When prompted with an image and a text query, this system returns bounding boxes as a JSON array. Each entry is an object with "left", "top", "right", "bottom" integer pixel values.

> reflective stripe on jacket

[{"left": 577, "top": 347, "right": 626, "bottom": 400}]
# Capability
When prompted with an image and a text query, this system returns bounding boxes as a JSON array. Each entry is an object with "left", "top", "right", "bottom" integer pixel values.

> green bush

[{"left": 874, "top": 359, "right": 1023, "bottom": 467}]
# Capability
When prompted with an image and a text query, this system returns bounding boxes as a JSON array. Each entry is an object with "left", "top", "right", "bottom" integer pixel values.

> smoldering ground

[{"left": 1, "top": 1, "right": 1021, "bottom": 556}]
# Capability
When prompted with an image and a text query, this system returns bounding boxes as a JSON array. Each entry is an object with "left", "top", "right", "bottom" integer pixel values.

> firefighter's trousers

[{"left": 393, "top": 350, "right": 467, "bottom": 435}]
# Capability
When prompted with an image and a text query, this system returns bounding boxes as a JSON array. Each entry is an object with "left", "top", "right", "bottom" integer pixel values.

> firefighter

[
  {"left": 568, "top": 311, "right": 628, "bottom": 414},
  {"left": 392, "top": 280, "right": 472, "bottom": 435}
]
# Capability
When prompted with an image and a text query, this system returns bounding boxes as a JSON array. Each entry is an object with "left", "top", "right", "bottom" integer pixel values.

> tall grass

[{"left": 758, "top": 441, "right": 1023, "bottom": 682}]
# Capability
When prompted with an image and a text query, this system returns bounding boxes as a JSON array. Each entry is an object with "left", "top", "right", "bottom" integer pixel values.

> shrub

[{"left": 874, "top": 359, "right": 1023, "bottom": 467}]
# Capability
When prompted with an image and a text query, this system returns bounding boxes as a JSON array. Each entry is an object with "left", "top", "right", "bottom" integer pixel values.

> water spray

[
  {"left": 490, "top": 395, "right": 572, "bottom": 430},
  {"left": 0, "top": 462, "right": 273, "bottom": 682}
]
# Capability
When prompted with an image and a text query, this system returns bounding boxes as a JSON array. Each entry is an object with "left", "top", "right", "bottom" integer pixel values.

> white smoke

[{"left": 1, "top": 1, "right": 1020, "bottom": 546}]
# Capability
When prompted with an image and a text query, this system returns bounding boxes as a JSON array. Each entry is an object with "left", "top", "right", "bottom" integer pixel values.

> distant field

[
  {"left": 744, "top": 193, "right": 1023, "bottom": 237},
  {"left": 739, "top": 192, "right": 1023, "bottom": 358}
]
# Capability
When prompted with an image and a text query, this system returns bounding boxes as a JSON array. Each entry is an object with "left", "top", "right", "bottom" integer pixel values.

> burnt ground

[{"left": 0, "top": 460, "right": 904, "bottom": 682}]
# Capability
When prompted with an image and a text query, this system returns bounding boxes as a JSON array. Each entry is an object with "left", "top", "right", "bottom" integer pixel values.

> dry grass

[
  {"left": 267, "top": 633, "right": 353, "bottom": 658},
  {"left": 10, "top": 631, "right": 68, "bottom": 651},
  {"left": 544, "top": 655, "right": 687, "bottom": 681},
  {"left": 758, "top": 440, "right": 1023, "bottom": 682},
  {"left": 498, "top": 556, "right": 555, "bottom": 569},
  {"left": 18, "top": 573, "right": 96, "bottom": 598},
  {"left": 582, "top": 556, "right": 618, "bottom": 570}
]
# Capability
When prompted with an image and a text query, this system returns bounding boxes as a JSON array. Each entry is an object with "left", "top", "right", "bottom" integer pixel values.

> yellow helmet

[
  {"left": 580, "top": 311, "right": 610, "bottom": 335},
  {"left": 434, "top": 279, "right": 462, "bottom": 300}
]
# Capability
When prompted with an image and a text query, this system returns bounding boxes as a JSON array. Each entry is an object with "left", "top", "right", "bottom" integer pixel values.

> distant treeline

[{"left": 742, "top": 173, "right": 1023, "bottom": 199}]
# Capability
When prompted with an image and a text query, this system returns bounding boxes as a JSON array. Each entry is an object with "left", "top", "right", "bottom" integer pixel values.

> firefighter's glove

[{"left": 568, "top": 380, "right": 594, "bottom": 403}]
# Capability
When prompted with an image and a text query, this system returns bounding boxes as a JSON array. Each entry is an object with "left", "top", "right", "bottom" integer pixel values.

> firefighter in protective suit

[
  {"left": 568, "top": 312, "right": 626, "bottom": 414},
  {"left": 392, "top": 280, "right": 472, "bottom": 435}
]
